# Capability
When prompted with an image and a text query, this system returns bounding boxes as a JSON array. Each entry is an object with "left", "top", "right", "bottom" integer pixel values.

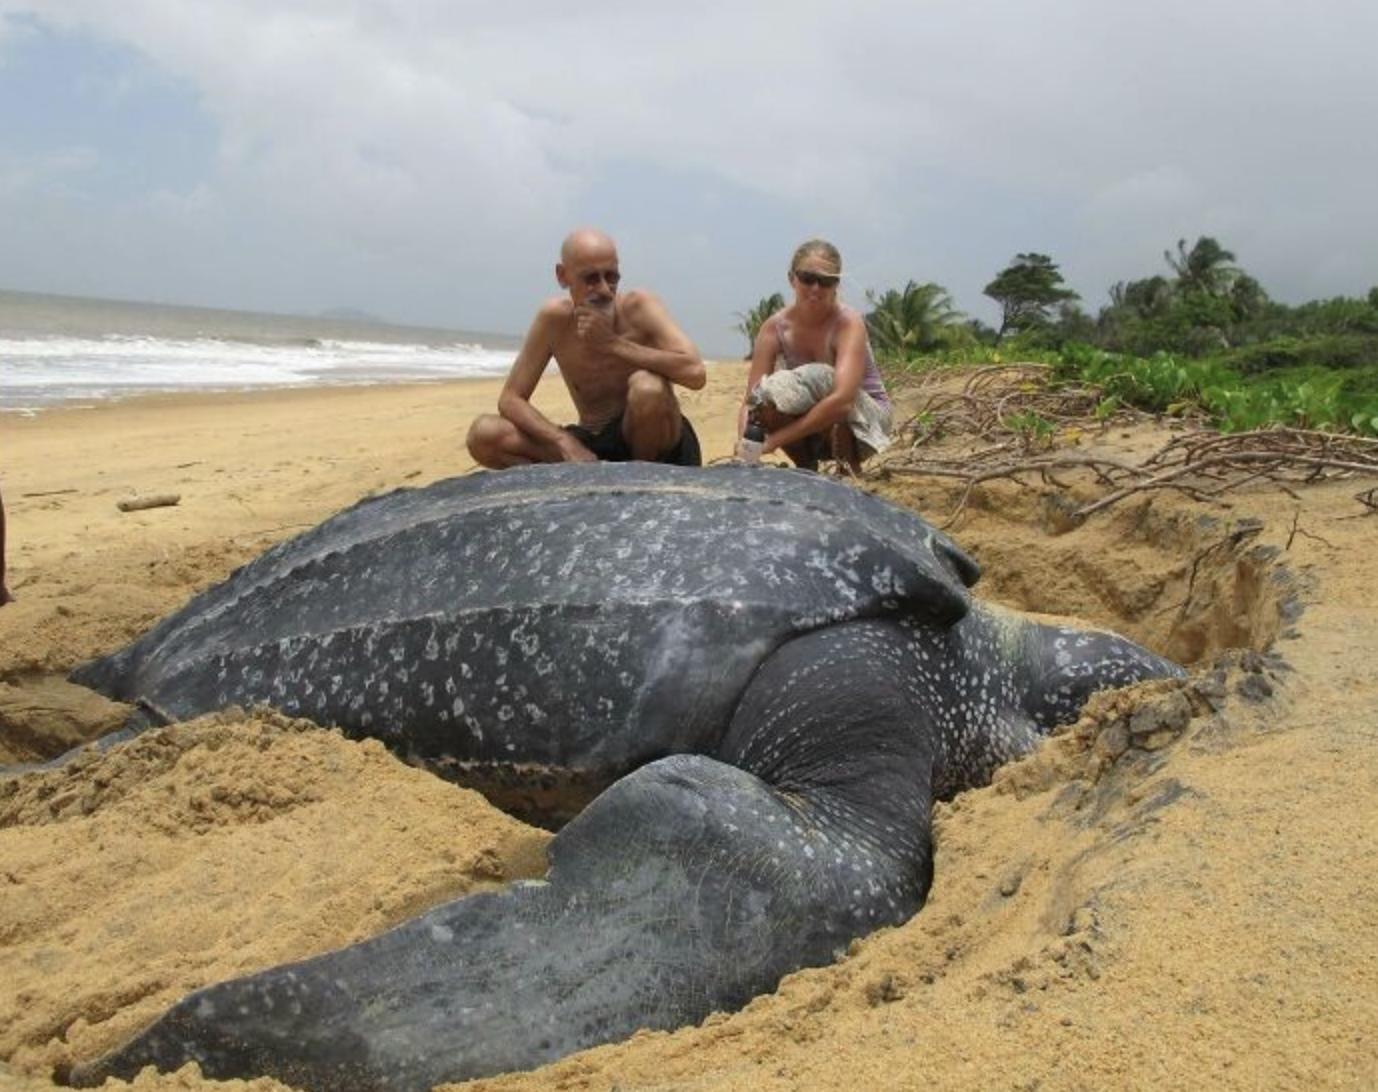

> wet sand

[{"left": 2, "top": 364, "right": 1376, "bottom": 1090}]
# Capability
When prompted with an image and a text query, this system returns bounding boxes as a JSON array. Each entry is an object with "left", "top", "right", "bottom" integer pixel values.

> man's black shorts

[{"left": 563, "top": 415, "right": 702, "bottom": 467}]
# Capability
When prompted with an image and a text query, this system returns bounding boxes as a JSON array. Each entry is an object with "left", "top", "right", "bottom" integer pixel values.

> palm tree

[
  {"left": 1108, "top": 275, "right": 1173, "bottom": 319},
  {"left": 864, "top": 281, "right": 963, "bottom": 359},
  {"left": 1229, "top": 273, "right": 1269, "bottom": 320},
  {"left": 1164, "top": 237, "right": 1239, "bottom": 297},
  {"left": 732, "top": 293, "right": 786, "bottom": 358}
]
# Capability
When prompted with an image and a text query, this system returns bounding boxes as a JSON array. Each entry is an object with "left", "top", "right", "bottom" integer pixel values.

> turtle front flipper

[{"left": 70, "top": 625, "right": 939, "bottom": 1092}]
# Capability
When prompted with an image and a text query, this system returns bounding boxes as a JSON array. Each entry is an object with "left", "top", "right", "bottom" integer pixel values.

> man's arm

[
  {"left": 497, "top": 303, "right": 596, "bottom": 462},
  {"left": 577, "top": 291, "right": 707, "bottom": 390},
  {"left": 763, "top": 315, "right": 867, "bottom": 454}
]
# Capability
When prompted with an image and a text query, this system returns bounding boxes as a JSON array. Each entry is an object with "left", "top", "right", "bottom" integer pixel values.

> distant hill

[{"left": 317, "top": 306, "right": 387, "bottom": 325}]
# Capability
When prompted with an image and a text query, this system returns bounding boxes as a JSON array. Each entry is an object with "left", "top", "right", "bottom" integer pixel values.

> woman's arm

[
  {"left": 740, "top": 316, "right": 781, "bottom": 437},
  {"left": 763, "top": 313, "right": 867, "bottom": 453}
]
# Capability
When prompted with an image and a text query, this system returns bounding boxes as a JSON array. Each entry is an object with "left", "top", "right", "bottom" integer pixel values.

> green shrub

[
  {"left": 1220, "top": 335, "right": 1378, "bottom": 375},
  {"left": 1053, "top": 345, "right": 1378, "bottom": 437}
]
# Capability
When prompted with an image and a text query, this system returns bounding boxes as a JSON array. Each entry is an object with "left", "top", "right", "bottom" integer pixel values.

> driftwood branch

[
  {"left": 873, "top": 366, "right": 1378, "bottom": 525},
  {"left": 117, "top": 494, "right": 181, "bottom": 513}
]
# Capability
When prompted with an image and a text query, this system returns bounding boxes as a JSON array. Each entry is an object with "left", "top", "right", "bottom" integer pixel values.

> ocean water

[{"left": 0, "top": 289, "right": 520, "bottom": 414}]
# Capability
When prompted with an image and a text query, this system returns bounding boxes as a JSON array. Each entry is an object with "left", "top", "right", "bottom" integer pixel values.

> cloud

[
  {"left": 25, "top": 3, "right": 577, "bottom": 238},
  {"left": 2, "top": 0, "right": 1376, "bottom": 343},
  {"left": 0, "top": 144, "right": 98, "bottom": 198}
]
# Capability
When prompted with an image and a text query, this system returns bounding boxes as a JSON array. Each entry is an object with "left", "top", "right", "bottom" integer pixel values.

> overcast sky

[{"left": 1, "top": 1, "right": 1375, "bottom": 355}]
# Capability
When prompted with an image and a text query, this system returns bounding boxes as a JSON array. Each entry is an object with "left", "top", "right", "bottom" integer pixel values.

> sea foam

[{"left": 0, "top": 333, "right": 517, "bottom": 412}]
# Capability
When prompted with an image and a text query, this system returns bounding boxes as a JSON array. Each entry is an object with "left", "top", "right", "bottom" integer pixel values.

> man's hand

[
  {"left": 557, "top": 435, "right": 598, "bottom": 464},
  {"left": 574, "top": 304, "right": 619, "bottom": 351}
]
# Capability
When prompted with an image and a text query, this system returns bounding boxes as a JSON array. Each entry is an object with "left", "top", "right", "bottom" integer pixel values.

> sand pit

[{"left": 2, "top": 367, "right": 1376, "bottom": 1091}]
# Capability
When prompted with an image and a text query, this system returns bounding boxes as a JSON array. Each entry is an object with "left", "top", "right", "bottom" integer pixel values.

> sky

[{"left": 1, "top": 1, "right": 1376, "bottom": 356}]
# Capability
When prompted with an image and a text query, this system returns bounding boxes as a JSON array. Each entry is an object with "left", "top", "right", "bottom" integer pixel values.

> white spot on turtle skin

[{"left": 430, "top": 924, "right": 455, "bottom": 943}]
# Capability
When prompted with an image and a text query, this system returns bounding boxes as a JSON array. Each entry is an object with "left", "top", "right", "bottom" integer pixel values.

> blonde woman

[{"left": 740, "top": 240, "right": 892, "bottom": 474}]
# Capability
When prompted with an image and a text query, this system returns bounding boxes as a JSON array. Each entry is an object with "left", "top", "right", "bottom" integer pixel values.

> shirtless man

[{"left": 466, "top": 229, "right": 707, "bottom": 468}]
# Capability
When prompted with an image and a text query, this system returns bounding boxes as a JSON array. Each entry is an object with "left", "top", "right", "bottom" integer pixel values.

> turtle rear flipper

[
  {"left": 70, "top": 624, "right": 939, "bottom": 1092},
  {"left": 69, "top": 755, "right": 931, "bottom": 1091}
]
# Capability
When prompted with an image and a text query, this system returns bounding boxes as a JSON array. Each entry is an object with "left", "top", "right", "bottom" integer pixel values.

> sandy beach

[{"left": 2, "top": 363, "right": 1377, "bottom": 1091}]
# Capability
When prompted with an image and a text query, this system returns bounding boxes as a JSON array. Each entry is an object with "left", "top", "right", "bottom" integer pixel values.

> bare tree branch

[{"left": 872, "top": 366, "right": 1378, "bottom": 524}]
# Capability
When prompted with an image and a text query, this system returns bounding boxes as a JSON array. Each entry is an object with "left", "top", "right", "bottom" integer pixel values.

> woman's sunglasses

[{"left": 793, "top": 270, "right": 840, "bottom": 289}]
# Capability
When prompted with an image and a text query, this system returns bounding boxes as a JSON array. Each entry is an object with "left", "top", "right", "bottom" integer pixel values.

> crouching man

[{"left": 467, "top": 229, "right": 706, "bottom": 467}]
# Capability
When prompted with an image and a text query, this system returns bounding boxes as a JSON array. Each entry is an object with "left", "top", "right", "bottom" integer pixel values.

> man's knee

[
  {"left": 466, "top": 414, "right": 510, "bottom": 464},
  {"left": 625, "top": 370, "right": 674, "bottom": 415},
  {"left": 624, "top": 372, "right": 678, "bottom": 435},
  {"left": 622, "top": 372, "right": 682, "bottom": 459}
]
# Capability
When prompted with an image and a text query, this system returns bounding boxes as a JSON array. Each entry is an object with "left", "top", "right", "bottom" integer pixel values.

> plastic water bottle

[{"left": 736, "top": 419, "right": 766, "bottom": 465}]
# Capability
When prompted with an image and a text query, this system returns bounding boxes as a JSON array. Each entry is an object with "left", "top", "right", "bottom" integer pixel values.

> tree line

[
  {"left": 733, "top": 237, "right": 1378, "bottom": 435},
  {"left": 736, "top": 236, "right": 1378, "bottom": 368}
]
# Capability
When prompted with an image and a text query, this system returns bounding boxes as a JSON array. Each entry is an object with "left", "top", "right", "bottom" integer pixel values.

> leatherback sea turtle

[{"left": 68, "top": 463, "right": 1180, "bottom": 1092}]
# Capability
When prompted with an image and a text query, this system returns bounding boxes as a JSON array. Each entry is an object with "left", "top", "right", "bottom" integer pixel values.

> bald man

[{"left": 467, "top": 229, "right": 706, "bottom": 468}]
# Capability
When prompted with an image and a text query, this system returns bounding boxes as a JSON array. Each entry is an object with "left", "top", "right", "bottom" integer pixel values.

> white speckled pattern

[
  {"left": 70, "top": 464, "right": 1182, "bottom": 1092},
  {"left": 74, "top": 464, "right": 979, "bottom": 773}
]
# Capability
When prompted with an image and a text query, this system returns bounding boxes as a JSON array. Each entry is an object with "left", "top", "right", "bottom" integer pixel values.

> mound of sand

[{"left": 0, "top": 709, "right": 548, "bottom": 1081}]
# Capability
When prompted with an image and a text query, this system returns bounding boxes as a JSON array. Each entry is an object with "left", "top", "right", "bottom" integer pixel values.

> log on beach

[{"left": 116, "top": 494, "right": 181, "bottom": 513}]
